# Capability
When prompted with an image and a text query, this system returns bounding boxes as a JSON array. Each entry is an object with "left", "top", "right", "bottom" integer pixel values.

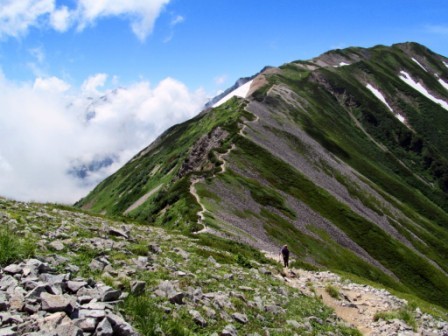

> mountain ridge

[{"left": 76, "top": 42, "right": 448, "bottom": 309}]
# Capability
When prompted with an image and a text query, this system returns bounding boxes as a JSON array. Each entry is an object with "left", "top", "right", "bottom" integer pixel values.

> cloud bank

[
  {"left": 0, "top": 72, "right": 207, "bottom": 203},
  {"left": 0, "top": 0, "right": 171, "bottom": 40}
]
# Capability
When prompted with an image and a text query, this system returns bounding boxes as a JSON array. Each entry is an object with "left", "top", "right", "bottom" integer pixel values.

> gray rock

[
  {"left": 0, "top": 276, "right": 17, "bottom": 291},
  {"left": 3, "top": 264, "right": 22, "bottom": 275},
  {"left": 220, "top": 324, "right": 238, "bottom": 336},
  {"left": 0, "top": 293, "right": 9, "bottom": 311},
  {"left": 130, "top": 281, "right": 146, "bottom": 295},
  {"left": 286, "top": 320, "right": 301, "bottom": 328},
  {"left": 73, "top": 317, "right": 97, "bottom": 332},
  {"left": 23, "top": 300, "right": 41, "bottom": 314},
  {"left": 79, "top": 309, "right": 106, "bottom": 319},
  {"left": 148, "top": 244, "right": 161, "bottom": 254},
  {"left": 169, "top": 292, "right": 185, "bottom": 305},
  {"left": 39, "top": 273, "right": 69, "bottom": 285},
  {"left": 53, "top": 323, "right": 83, "bottom": 336},
  {"left": 98, "top": 286, "right": 121, "bottom": 302},
  {"left": 95, "top": 317, "right": 113, "bottom": 336},
  {"left": 108, "top": 228, "right": 128, "bottom": 239},
  {"left": 49, "top": 241, "right": 65, "bottom": 251},
  {"left": 106, "top": 312, "right": 137, "bottom": 336},
  {"left": 231, "top": 312, "right": 248, "bottom": 324},
  {"left": 173, "top": 248, "right": 189, "bottom": 259},
  {"left": 89, "top": 259, "right": 106, "bottom": 272},
  {"left": 308, "top": 316, "right": 323, "bottom": 325},
  {"left": 0, "top": 327, "right": 17, "bottom": 336},
  {"left": 38, "top": 312, "right": 70, "bottom": 332},
  {"left": 67, "top": 281, "right": 87, "bottom": 293},
  {"left": 203, "top": 306, "right": 216, "bottom": 319},
  {"left": 40, "top": 293, "right": 75, "bottom": 313},
  {"left": 264, "top": 305, "right": 284, "bottom": 314},
  {"left": 189, "top": 310, "right": 207, "bottom": 327},
  {"left": 25, "top": 285, "right": 48, "bottom": 300}
]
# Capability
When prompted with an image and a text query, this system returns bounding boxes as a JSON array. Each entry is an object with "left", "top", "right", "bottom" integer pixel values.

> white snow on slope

[
  {"left": 399, "top": 71, "right": 448, "bottom": 111},
  {"left": 333, "top": 62, "right": 350, "bottom": 68},
  {"left": 366, "top": 84, "right": 393, "bottom": 112},
  {"left": 443, "top": 61, "right": 448, "bottom": 69},
  {"left": 366, "top": 83, "right": 406, "bottom": 123},
  {"left": 438, "top": 78, "right": 448, "bottom": 91},
  {"left": 412, "top": 58, "right": 427, "bottom": 72},
  {"left": 213, "top": 80, "right": 253, "bottom": 108}
]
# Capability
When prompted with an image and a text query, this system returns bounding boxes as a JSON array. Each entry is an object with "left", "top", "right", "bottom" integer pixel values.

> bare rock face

[{"left": 177, "top": 127, "right": 229, "bottom": 178}]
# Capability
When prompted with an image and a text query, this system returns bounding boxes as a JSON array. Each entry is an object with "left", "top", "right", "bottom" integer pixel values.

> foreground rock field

[{"left": 0, "top": 197, "right": 446, "bottom": 335}]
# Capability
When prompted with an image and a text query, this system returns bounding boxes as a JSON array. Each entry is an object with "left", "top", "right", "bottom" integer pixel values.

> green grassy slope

[{"left": 77, "top": 42, "right": 448, "bottom": 308}]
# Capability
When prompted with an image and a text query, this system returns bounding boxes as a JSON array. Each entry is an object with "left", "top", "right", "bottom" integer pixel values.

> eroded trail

[{"left": 265, "top": 260, "right": 446, "bottom": 335}]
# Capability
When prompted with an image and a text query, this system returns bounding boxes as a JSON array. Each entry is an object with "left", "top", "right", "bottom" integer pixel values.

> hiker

[{"left": 280, "top": 244, "right": 289, "bottom": 268}]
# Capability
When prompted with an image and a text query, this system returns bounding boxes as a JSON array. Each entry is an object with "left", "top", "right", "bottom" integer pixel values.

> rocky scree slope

[
  {"left": 0, "top": 197, "right": 368, "bottom": 335},
  {"left": 77, "top": 42, "right": 448, "bottom": 310}
]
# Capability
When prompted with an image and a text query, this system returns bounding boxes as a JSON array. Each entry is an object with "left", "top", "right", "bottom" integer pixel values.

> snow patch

[
  {"left": 443, "top": 61, "right": 448, "bottom": 69},
  {"left": 438, "top": 78, "right": 448, "bottom": 91},
  {"left": 396, "top": 114, "right": 406, "bottom": 123},
  {"left": 366, "top": 84, "right": 406, "bottom": 123},
  {"left": 333, "top": 62, "right": 350, "bottom": 68},
  {"left": 213, "top": 80, "right": 253, "bottom": 108},
  {"left": 366, "top": 84, "right": 393, "bottom": 112},
  {"left": 412, "top": 58, "right": 427, "bottom": 72},
  {"left": 399, "top": 71, "right": 448, "bottom": 111}
]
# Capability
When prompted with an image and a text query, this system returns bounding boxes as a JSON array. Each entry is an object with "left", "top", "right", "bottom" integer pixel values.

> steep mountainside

[{"left": 77, "top": 42, "right": 448, "bottom": 309}]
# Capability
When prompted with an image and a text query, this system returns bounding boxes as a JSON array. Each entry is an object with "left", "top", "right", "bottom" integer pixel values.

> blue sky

[
  {"left": 1, "top": 0, "right": 448, "bottom": 202},
  {"left": 2, "top": 0, "right": 448, "bottom": 92}
]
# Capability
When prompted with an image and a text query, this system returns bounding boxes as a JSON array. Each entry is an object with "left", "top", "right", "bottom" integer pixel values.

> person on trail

[{"left": 280, "top": 244, "right": 289, "bottom": 268}]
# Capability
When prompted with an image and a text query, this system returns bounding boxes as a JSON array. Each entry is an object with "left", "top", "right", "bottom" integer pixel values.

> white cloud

[
  {"left": 33, "top": 76, "right": 71, "bottom": 93},
  {"left": 0, "top": 0, "right": 171, "bottom": 41},
  {"left": 50, "top": 5, "right": 71, "bottom": 32},
  {"left": 76, "top": 0, "right": 171, "bottom": 41},
  {"left": 0, "top": 72, "right": 207, "bottom": 203},
  {"left": 0, "top": 0, "right": 54, "bottom": 38},
  {"left": 170, "top": 15, "right": 184, "bottom": 26},
  {"left": 81, "top": 73, "right": 108, "bottom": 94},
  {"left": 214, "top": 75, "right": 227, "bottom": 85}
]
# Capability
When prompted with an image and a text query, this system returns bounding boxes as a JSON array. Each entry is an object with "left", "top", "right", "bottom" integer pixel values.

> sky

[{"left": 1, "top": 0, "right": 448, "bottom": 203}]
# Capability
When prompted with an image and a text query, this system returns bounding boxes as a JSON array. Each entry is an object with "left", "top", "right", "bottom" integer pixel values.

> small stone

[
  {"left": 54, "top": 323, "right": 83, "bottom": 336},
  {"left": 89, "top": 259, "right": 106, "bottom": 272},
  {"left": 220, "top": 324, "right": 238, "bottom": 336},
  {"left": 25, "top": 285, "right": 48, "bottom": 300},
  {"left": 108, "top": 228, "right": 129, "bottom": 239},
  {"left": 231, "top": 312, "right": 248, "bottom": 324},
  {"left": 95, "top": 317, "right": 113, "bottom": 336},
  {"left": 130, "top": 281, "right": 146, "bottom": 295},
  {"left": 106, "top": 312, "right": 137, "bottom": 336},
  {"left": 287, "top": 320, "right": 301, "bottom": 328},
  {"left": 98, "top": 286, "right": 121, "bottom": 302},
  {"left": 149, "top": 244, "right": 161, "bottom": 254},
  {"left": 0, "top": 327, "right": 17, "bottom": 336},
  {"left": 3, "top": 264, "right": 22, "bottom": 275},
  {"left": 40, "top": 292, "right": 75, "bottom": 313},
  {"left": 189, "top": 310, "right": 207, "bottom": 327},
  {"left": 22, "top": 300, "right": 40, "bottom": 314},
  {"left": 74, "top": 318, "right": 97, "bottom": 332},
  {"left": 67, "top": 281, "right": 87, "bottom": 293},
  {"left": 49, "top": 240, "right": 65, "bottom": 251}
]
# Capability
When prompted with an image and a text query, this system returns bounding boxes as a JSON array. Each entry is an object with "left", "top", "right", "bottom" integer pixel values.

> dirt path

[
  {"left": 189, "top": 107, "right": 261, "bottom": 234},
  {"left": 262, "top": 251, "right": 425, "bottom": 336},
  {"left": 124, "top": 184, "right": 163, "bottom": 214}
]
